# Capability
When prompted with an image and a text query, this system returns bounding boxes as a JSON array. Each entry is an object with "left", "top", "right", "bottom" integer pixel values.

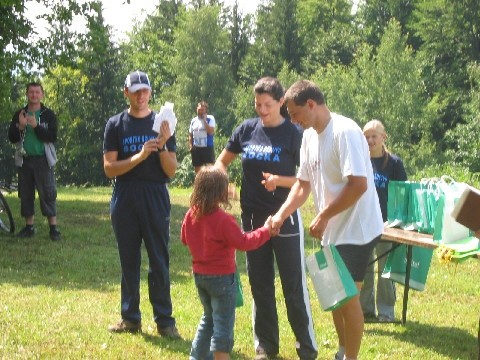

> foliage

[
  {"left": 356, "top": 0, "right": 415, "bottom": 48},
  {"left": 297, "top": 0, "right": 358, "bottom": 75},
  {"left": 119, "top": 0, "right": 184, "bottom": 106},
  {"left": 409, "top": 0, "right": 480, "bottom": 143},
  {"left": 238, "top": 0, "right": 302, "bottom": 83},
  {"left": 169, "top": 4, "right": 235, "bottom": 163},
  {"left": 225, "top": 2, "right": 253, "bottom": 83},
  {"left": 443, "top": 63, "right": 480, "bottom": 173},
  {"left": 315, "top": 19, "right": 435, "bottom": 175},
  {"left": 2, "top": 0, "right": 480, "bottom": 185}
]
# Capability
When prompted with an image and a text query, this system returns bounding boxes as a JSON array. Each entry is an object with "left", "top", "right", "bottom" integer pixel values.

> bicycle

[{"left": 0, "top": 181, "right": 16, "bottom": 234}]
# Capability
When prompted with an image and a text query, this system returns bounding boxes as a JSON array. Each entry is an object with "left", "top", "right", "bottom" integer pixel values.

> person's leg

[
  {"left": 205, "top": 146, "right": 215, "bottom": 166},
  {"left": 335, "top": 238, "right": 379, "bottom": 359},
  {"left": 274, "top": 210, "right": 317, "bottom": 359},
  {"left": 242, "top": 212, "right": 279, "bottom": 356},
  {"left": 190, "top": 275, "right": 214, "bottom": 360},
  {"left": 110, "top": 183, "right": 143, "bottom": 323},
  {"left": 332, "top": 308, "right": 345, "bottom": 358},
  {"left": 209, "top": 274, "right": 235, "bottom": 360},
  {"left": 375, "top": 242, "right": 396, "bottom": 320},
  {"left": 18, "top": 158, "right": 36, "bottom": 225},
  {"left": 138, "top": 183, "right": 176, "bottom": 329},
  {"left": 32, "top": 156, "right": 60, "bottom": 239},
  {"left": 191, "top": 148, "right": 202, "bottom": 174},
  {"left": 359, "top": 251, "right": 376, "bottom": 318},
  {"left": 33, "top": 157, "right": 57, "bottom": 220},
  {"left": 198, "top": 147, "right": 215, "bottom": 170},
  {"left": 333, "top": 286, "right": 364, "bottom": 359}
]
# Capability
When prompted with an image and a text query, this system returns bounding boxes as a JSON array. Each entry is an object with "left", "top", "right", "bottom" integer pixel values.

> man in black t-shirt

[{"left": 103, "top": 70, "right": 181, "bottom": 339}]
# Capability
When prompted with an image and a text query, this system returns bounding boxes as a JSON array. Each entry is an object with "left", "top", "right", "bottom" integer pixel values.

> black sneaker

[
  {"left": 16, "top": 226, "right": 35, "bottom": 238},
  {"left": 49, "top": 228, "right": 61, "bottom": 241}
]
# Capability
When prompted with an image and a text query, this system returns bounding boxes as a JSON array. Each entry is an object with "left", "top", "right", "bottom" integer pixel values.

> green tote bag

[
  {"left": 381, "top": 244, "right": 434, "bottom": 291},
  {"left": 306, "top": 244, "right": 358, "bottom": 311}
]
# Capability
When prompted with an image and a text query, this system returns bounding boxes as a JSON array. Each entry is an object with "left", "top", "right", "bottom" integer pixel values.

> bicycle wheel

[{"left": 0, "top": 191, "right": 15, "bottom": 234}]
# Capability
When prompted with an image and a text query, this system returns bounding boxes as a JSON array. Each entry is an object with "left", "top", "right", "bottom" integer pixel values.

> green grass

[{"left": 0, "top": 187, "right": 478, "bottom": 359}]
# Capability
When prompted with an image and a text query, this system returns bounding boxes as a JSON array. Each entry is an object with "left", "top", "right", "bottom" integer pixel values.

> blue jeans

[{"left": 190, "top": 273, "right": 236, "bottom": 360}]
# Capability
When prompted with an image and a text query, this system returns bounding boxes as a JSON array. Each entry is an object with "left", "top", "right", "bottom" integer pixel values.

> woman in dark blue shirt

[
  {"left": 215, "top": 77, "right": 318, "bottom": 360},
  {"left": 360, "top": 119, "right": 407, "bottom": 323}
]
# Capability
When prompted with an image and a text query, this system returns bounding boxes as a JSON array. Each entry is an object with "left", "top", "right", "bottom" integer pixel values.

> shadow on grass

[
  {"left": 141, "top": 332, "right": 191, "bottom": 358},
  {"left": 0, "top": 197, "right": 193, "bottom": 292},
  {"left": 365, "top": 321, "right": 479, "bottom": 359}
]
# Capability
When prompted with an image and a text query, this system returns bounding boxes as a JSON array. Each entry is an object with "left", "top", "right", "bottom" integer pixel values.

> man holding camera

[{"left": 8, "top": 82, "right": 61, "bottom": 241}]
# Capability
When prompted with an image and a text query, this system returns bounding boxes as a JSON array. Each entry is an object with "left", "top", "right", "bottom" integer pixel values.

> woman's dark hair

[
  {"left": 254, "top": 77, "right": 289, "bottom": 117},
  {"left": 190, "top": 166, "right": 230, "bottom": 219},
  {"left": 254, "top": 77, "right": 284, "bottom": 101}
]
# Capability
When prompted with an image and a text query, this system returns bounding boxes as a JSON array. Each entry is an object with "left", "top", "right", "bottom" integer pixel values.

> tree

[
  {"left": 43, "top": 1, "right": 124, "bottom": 185},
  {"left": 297, "top": 0, "right": 357, "bottom": 75},
  {"left": 0, "top": 1, "right": 39, "bottom": 181},
  {"left": 409, "top": 0, "right": 480, "bottom": 144},
  {"left": 170, "top": 5, "right": 235, "bottom": 135},
  {"left": 226, "top": 1, "right": 253, "bottom": 82},
  {"left": 356, "top": 0, "right": 416, "bottom": 48},
  {"left": 315, "top": 20, "right": 434, "bottom": 173},
  {"left": 239, "top": 0, "right": 301, "bottom": 83},
  {"left": 444, "top": 63, "right": 480, "bottom": 173},
  {"left": 121, "top": 0, "right": 184, "bottom": 106}
]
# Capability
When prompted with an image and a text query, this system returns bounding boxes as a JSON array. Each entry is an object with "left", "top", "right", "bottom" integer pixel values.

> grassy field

[{"left": 0, "top": 186, "right": 478, "bottom": 359}]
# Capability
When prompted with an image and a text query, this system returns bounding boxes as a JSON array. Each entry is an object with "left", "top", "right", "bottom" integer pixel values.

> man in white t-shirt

[
  {"left": 271, "top": 80, "right": 383, "bottom": 360},
  {"left": 189, "top": 101, "right": 216, "bottom": 174}
]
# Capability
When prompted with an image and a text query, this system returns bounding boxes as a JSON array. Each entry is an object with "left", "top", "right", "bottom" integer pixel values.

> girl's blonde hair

[
  {"left": 190, "top": 165, "right": 231, "bottom": 219},
  {"left": 363, "top": 119, "right": 390, "bottom": 170}
]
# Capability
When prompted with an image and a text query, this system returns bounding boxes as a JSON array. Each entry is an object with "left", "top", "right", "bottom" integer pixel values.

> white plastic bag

[
  {"left": 433, "top": 176, "right": 471, "bottom": 244},
  {"left": 306, "top": 244, "right": 358, "bottom": 311},
  {"left": 153, "top": 101, "right": 177, "bottom": 135}
]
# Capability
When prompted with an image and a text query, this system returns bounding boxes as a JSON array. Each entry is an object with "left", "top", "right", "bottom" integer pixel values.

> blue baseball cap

[{"left": 124, "top": 71, "right": 151, "bottom": 93}]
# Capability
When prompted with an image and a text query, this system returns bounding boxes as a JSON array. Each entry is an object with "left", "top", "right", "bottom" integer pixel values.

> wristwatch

[{"left": 159, "top": 143, "right": 167, "bottom": 152}]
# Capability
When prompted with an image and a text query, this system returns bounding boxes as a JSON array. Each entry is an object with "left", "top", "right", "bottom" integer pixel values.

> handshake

[{"left": 264, "top": 215, "right": 281, "bottom": 237}]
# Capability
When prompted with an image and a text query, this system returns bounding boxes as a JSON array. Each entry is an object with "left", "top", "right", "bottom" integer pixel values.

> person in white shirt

[
  {"left": 271, "top": 80, "right": 383, "bottom": 360},
  {"left": 189, "top": 101, "right": 216, "bottom": 174}
]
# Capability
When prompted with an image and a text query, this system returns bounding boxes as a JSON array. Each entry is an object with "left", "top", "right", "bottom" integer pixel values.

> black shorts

[
  {"left": 335, "top": 236, "right": 380, "bottom": 282},
  {"left": 191, "top": 146, "right": 215, "bottom": 167}
]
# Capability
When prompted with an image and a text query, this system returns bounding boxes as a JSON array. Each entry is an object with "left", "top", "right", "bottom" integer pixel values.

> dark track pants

[
  {"left": 110, "top": 181, "right": 175, "bottom": 328},
  {"left": 18, "top": 155, "right": 57, "bottom": 217},
  {"left": 242, "top": 209, "right": 318, "bottom": 360}
]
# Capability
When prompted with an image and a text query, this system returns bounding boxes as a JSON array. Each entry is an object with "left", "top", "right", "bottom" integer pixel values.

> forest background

[{"left": 1, "top": 0, "right": 480, "bottom": 187}]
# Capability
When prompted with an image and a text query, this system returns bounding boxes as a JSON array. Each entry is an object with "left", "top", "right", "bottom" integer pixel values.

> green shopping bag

[
  {"left": 414, "top": 179, "right": 439, "bottom": 234},
  {"left": 381, "top": 245, "right": 434, "bottom": 291},
  {"left": 387, "top": 181, "right": 410, "bottom": 228},
  {"left": 306, "top": 244, "right": 358, "bottom": 311},
  {"left": 403, "top": 181, "right": 421, "bottom": 231},
  {"left": 235, "top": 270, "right": 244, "bottom": 307}
]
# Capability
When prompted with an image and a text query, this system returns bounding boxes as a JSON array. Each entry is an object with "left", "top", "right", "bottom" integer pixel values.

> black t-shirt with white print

[
  {"left": 371, "top": 153, "right": 407, "bottom": 221},
  {"left": 103, "top": 110, "right": 176, "bottom": 183},
  {"left": 226, "top": 117, "right": 302, "bottom": 214}
]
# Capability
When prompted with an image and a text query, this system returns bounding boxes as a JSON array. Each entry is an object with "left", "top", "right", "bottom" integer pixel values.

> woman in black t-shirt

[{"left": 215, "top": 77, "right": 318, "bottom": 360}]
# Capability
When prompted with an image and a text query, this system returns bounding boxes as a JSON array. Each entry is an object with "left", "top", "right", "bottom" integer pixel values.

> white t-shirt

[
  {"left": 189, "top": 115, "right": 216, "bottom": 147},
  {"left": 297, "top": 113, "right": 383, "bottom": 246}
]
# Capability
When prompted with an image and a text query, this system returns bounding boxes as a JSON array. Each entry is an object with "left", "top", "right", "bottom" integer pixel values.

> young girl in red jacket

[{"left": 181, "top": 166, "right": 276, "bottom": 360}]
